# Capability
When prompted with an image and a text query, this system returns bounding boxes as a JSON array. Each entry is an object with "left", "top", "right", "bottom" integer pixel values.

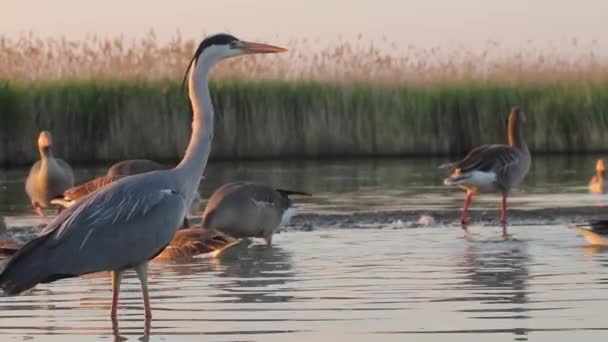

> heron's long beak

[{"left": 240, "top": 41, "right": 287, "bottom": 54}]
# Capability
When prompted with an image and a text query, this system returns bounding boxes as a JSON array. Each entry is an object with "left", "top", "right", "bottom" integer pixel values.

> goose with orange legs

[{"left": 441, "top": 107, "right": 531, "bottom": 237}]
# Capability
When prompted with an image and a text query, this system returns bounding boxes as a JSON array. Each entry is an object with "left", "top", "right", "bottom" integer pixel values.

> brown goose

[
  {"left": 25, "top": 131, "right": 74, "bottom": 217},
  {"left": 154, "top": 229, "right": 243, "bottom": 260},
  {"left": 589, "top": 159, "right": 606, "bottom": 194},
  {"left": 0, "top": 240, "right": 20, "bottom": 259},
  {"left": 201, "top": 182, "right": 311, "bottom": 246},
  {"left": 441, "top": 107, "right": 531, "bottom": 236},
  {"left": 106, "top": 160, "right": 167, "bottom": 177}
]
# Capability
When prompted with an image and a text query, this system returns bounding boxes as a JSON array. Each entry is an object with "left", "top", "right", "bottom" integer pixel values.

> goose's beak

[{"left": 240, "top": 41, "right": 287, "bottom": 54}]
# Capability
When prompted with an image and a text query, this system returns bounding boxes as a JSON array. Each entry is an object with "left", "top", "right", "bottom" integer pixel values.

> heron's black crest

[{"left": 181, "top": 34, "right": 240, "bottom": 94}]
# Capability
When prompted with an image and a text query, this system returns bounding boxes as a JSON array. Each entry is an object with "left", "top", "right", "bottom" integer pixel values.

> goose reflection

[
  {"left": 154, "top": 243, "right": 295, "bottom": 304},
  {"left": 212, "top": 245, "right": 295, "bottom": 304},
  {"left": 459, "top": 242, "right": 531, "bottom": 341}
]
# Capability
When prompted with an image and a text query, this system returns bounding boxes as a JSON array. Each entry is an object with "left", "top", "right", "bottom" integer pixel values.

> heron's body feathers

[{"left": 1, "top": 171, "right": 186, "bottom": 294}]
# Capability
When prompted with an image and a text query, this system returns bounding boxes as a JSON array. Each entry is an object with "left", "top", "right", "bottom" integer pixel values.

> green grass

[{"left": 2, "top": 79, "right": 608, "bottom": 166}]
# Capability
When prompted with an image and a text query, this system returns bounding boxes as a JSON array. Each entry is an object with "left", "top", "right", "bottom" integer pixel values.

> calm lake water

[{"left": 1, "top": 156, "right": 608, "bottom": 341}]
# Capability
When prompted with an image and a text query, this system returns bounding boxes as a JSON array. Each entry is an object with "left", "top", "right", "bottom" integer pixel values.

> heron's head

[
  {"left": 597, "top": 159, "right": 606, "bottom": 173},
  {"left": 182, "top": 33, "right": 286, "bottom": 90},
  {"left": 195, "top": 33, "right": 286, "bottom": 61},
  {"left": 37, "top": 131, "right": 53, "bottom": 149}
]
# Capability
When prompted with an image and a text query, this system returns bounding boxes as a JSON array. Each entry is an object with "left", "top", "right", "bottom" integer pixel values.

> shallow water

[{"left": 1, "top": 156, "right": 608, "bottom": 341}]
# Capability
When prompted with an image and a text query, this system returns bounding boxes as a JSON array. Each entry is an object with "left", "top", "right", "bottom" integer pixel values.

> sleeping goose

[
  {"left": 25, "top": 131, "right": 74, "bottom": 217},
  {"left": 441, "top": 107, "right": 531, "bottom": 236}
]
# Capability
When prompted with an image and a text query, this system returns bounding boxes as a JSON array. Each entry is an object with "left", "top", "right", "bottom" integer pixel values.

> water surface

[{"left": 1, "top": 156, "right": 608, "bottom": 341}]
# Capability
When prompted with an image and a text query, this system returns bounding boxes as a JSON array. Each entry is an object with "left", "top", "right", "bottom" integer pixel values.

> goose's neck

[
  {"left": 175, "top": 57, "right": 216, "bottom": 203},
  {"left": 39, "top": 147, "right": 53, "bottom": 161},
  {"left": 508, "top": 114, "right": 526, "bottom": 150}
]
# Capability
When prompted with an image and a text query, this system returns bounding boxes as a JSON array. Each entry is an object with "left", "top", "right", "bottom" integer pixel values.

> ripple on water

[{"left": 0, "top": 226, "right": 607, "bottom": 341}]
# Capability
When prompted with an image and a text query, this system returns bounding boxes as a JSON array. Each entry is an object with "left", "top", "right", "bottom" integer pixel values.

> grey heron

[
  {"left": 51, "top": 173, "right": 204, "bottom": 227},
  {"left": 441, "top": 107, "right": 531, "bottom": 237},
  {"left": 25, "top": 131, "right": 75, "bottom": 217},
  {"left": 0, "top": 33, "right": 286, "bottom": 318},
  {"left": 201, "top": 181, "right": 311, "bottom": 247}
]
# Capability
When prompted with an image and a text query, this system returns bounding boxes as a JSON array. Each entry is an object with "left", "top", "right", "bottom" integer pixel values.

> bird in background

[
  {"left": 201, "top": 181, "right": 311, "bottom": 247},
  {"left": 441, "top": 107, "right": 531, "bottom": 237},
  {"left": 0, "top": 33, "right": 287, "bottom": 319},
  {"left": 25, "top": 131, "right": 74, "bottom": 217},
  {"left": 589, "top": 159, "right": 607, "bottom": 194}
]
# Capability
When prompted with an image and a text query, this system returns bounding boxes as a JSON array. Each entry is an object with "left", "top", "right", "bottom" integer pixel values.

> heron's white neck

[{"left": 175, "top": 55, "right": 217, "bottom": 204}]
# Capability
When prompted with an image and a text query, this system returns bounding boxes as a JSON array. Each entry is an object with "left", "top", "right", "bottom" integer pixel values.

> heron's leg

[
  {"left": 264, "top": 235, "right": 273, "bottom": 248},
  {"left": 461, "top": 191, "right": 473, "bottom": 226},
  {"left": 111, "top": 269, "right": 124, "bottom": 318},
  {"left": 134, "top": 262, "right": 152, "bottom": 318}
]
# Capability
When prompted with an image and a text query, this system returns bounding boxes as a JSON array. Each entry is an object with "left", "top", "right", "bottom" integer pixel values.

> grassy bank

[{"left": 2, "top": 79, "right": 608, "bottom": 166}]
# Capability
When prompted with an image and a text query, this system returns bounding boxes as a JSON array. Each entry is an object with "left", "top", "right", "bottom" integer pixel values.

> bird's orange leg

[
  {"left": 461, "top": 192, "right": 473, "bottom": 226},
  {"left": 501, "top": 194, "right": 509, "bottom": 237}
]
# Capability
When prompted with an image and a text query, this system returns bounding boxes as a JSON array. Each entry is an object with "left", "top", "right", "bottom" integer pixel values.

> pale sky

[{"left": 2, "top": 0, "right": 607, "bottom": 55}]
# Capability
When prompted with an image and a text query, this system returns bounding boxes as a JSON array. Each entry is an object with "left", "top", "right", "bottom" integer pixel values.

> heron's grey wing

[{"left": 1, "top": 175, "right": 186, "bottom": 293}]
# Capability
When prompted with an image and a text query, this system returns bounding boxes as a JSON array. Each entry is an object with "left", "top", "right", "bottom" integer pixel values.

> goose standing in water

[
  {"left": 25, "top": 131, "right": 74, "bottom": 217},
  {"left": 202, "top": 182, "right": 311, "bottom": 247},
  {"left": 441, "top": 107, "right": 531, "bottom": 237},
  {"left": 0, "top": 34, "right": 286, "bottom": 319},
  {"left": 589, "top": 159, "right": 607, "bottom": 194}
]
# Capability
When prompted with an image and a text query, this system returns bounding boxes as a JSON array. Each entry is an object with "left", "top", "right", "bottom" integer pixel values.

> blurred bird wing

[
  {"left": 62, "top": 175, "right": 123, "bottom": 201},
  {"left": 449, "top": 144, "right": 520, "bottom": 174}
]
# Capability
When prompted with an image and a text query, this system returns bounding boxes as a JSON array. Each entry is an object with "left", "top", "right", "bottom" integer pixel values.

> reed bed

[
  {"left": 1, "top": 34, "right": 608, "bottom": 165},
  {"left": 2, "top": 79, "right": 608, "bottom": 166},
  {"left": 2, "top": 33, "right": 607, "bottom": 85}
]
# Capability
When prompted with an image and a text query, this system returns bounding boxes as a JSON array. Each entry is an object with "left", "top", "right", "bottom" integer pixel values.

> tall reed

[{"left": 2, "top": 80, "right": 608, "bottom": 166}]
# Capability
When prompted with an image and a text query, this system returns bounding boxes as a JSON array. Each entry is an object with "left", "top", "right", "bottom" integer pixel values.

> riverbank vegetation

[{"left": 1, "top": 34, "right": 607, "bottom": 165}]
